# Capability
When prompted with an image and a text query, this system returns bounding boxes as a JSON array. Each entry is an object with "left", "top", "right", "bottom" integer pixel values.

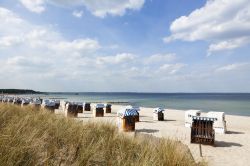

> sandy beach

[{"left": 56, "top": 104, "right": 250, "bottom": 166}]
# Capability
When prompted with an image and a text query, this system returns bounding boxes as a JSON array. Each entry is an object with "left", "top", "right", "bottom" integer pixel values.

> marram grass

[{"left": 0, "top": 104, "right": 206, "bottom": 166}]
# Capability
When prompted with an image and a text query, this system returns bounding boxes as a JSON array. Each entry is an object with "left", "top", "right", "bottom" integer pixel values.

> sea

[{"left": 29, "top": 93, "right": 250, "bottom": 116}]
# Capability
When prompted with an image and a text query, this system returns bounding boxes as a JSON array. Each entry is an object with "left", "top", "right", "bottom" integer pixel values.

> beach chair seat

[
  {"left": 122, "top": 116, "right": 135, "bottom": 132},
  {"left": 66, "top": 103, "right": 78, "bottom": 117}
]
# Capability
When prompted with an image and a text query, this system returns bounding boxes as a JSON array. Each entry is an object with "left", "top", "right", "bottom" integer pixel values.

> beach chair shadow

[
  {"left": 140, "top": 120, "right": 155, "bottom": 123},
  {"left": 164, "top": 119, "right": 176, "bottom": 122},
  {"left": 103, "top": 115, "right": 116, "bottom": 117},
  {"left": 215, "top": 141, "right": 242, "bottom": 147},
  {"left": 136, "top": 129, "right": 159, "bottom": 133},
  {"left": 76, "top": 116, "right": 89, "bottom": 119},
  {"left": 226, "top": 131, "right": 245, "bottom": 134}
]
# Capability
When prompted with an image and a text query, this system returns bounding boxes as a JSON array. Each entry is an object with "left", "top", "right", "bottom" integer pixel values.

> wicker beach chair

[
  {"left": 84, "top": 102, "right": 91, "bottom": 111},
  {"left": 117, "top": 107, "right": 138, "bottom": 132},
  {"left": 153, "top": 108, "right": 165, "bottom": 121},
  {"left": 65, "top": 103, "right": 78, "bottom": 117},
  {"left": 94, "top": 104, "right": 105, "bottom": 117},
  {"left": 105, "top": 104, "right": 112, "bottom": 113},
  {"left": 191, "top": 116, "right": 216, "bottom": 145},
  {"left": 125, "top": 105, "right": 140, "bottom": 122}
]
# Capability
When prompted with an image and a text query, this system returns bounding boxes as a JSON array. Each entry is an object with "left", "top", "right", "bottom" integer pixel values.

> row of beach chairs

[
  {"left": 1, "top": 95, "right": 224, "bottom": 145},
  {"left": 62, "top": 102, "right": 112, "bottom": 117},
  {"left": 0, "top": 96, "right": 42, "bottom": 107},
  {"left": 1, "top": 96, "right": 166, "bottom": 133}
]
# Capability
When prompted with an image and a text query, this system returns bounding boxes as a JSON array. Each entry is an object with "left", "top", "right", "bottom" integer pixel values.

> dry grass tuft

[{"left": 0, "top": 104, "right": 206, "bottom": 166}]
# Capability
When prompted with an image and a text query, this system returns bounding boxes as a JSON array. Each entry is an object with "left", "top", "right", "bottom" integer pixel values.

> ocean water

[{"left": 32, "top": 93, "right": 250, "bottom": 116}]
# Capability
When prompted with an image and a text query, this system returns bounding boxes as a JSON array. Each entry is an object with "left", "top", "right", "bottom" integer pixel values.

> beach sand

[{"left": 56, "top": 104, "right": 250, "bottom": 166}]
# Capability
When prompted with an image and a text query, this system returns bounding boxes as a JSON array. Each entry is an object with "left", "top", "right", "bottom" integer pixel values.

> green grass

[{"left": 0, "top": 104, "right": 206, "bottom": 166}]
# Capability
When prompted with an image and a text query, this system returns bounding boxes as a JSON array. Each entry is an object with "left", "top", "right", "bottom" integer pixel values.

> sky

[{"left": 0, "top": 0, "right": 250, "bottom": 92}]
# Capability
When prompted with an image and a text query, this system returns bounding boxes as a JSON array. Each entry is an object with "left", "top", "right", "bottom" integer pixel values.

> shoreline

[{"left": 2, "top": 93, "right": 250, "bottom": 117}]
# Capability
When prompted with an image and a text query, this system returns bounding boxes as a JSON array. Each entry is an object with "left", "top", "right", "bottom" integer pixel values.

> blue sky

[{"left": 0, "top": 0, "right": 250, "bottom": 92}]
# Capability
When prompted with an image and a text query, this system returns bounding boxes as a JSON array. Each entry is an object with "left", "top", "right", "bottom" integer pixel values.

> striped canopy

[
  {"left": 51, "top": 99, "right": 60, "bottom": 104},
  {"left": 43, "top": 99, "right": 56, "bottom": 107},
  {"left": 14, "top": 98, "right": 22, "bottom": 102},
  {"left": 22, "top": 98, "right": 31, "bottom": 104},
  {"left": 192, "top": 116, "right": 217, "bottom": 121},
  {"left": 118, "top": 108, "right": 139, "bottom": 118},
  {"left": 31, "top": 98, "right": 41, "bottom": 105},
  {"left": 125, "top": 105, "right": 140, "bottom": 112},
  {"left": 153, "top": 107, "right": 165, "bottom": 113},
  {"left": 96, "top": 103, "right": 105, "bottom": 108}
]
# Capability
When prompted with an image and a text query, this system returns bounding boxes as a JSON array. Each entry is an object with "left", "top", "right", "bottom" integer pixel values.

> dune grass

[{"left": 0, "top": 104, "right": 206, "bottom": 166}]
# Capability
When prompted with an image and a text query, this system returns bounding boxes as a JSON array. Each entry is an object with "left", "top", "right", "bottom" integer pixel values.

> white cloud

[
  {"left": 81, "top": 0, "right": 145, "bottom": 18},
  {"left": 118, "top": 66, "right": 153, "bottom": 79},
  {"left": 50, "top": 39, "right": 100, "bottom": 52},
  {"left": 157, "top": 63, "right": 186, "bottom": 74},
  {"left": 0, "top": 36, "right": 23, "bottom": 47},
  {"left": 0, "top": 7, "right": 26, "bottom": 35},
  {"left": 207, "top": 37, "right": 250, "bottom": 55},
  {"left": 165, "top": 0, "right": 250, "bottom": 54},
  {"left": 18, "top": 0, "right": 145, "bottom": 17},
  {"left": 0, "top": 7, "right": 23, "bottom": 24},
  {"left": 144, "top": 53, "right": 176, "bottom": 64},
  {"left": 5, "top": 6, "right": 248, "bottom": 92},
  {"left": 96, "top": 53, "right": 136, "bottom": 65},
  {"left": 0, "top": 7, "right": 100, "bottom": 52},
  {"left": 2, "top": 7, "right": 182, "bottom": 91},
  {"left": 0, "top": 7, "right": 102, "bottom": 85},
  {"left": 6, "top": 56, "right": 52, "bottom": 70},
  {"left": 215, "top": 63, "right": 249, "bottom": 72},
  {"left": 72, "top": 10, "right": 83, "bottom": 18},
  {"left": 19, "top": 0, "right": 45, "bottom": 13}
]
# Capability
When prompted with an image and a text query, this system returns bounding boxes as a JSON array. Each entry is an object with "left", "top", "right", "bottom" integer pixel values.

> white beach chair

[
  {"left": 153, "top": 107, "right": 165, "bottom": 121},
  {"left": 207, "top": 111, "right": 227, "bottom": 134},
  {"left": 185, "top": 110, "right": 201, "bottom": 127}
]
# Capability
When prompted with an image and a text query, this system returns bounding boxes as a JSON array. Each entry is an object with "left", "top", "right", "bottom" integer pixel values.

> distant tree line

[{"left": 0, "top": 89, "right": 42, "bottom": 94}]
